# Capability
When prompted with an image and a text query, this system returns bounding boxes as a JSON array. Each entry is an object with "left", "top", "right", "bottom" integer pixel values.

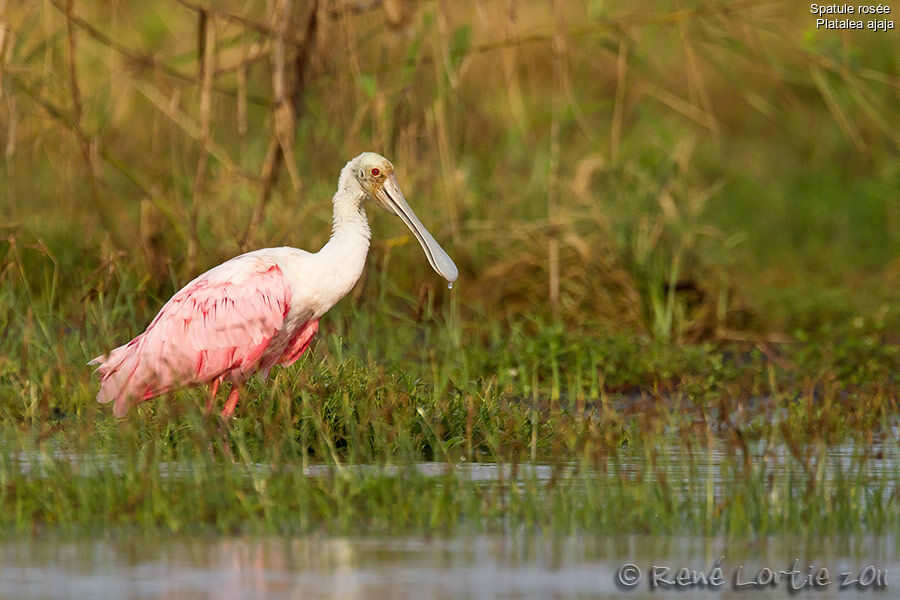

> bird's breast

[{"left": 274, "top": 235, "right": 370, "bottom": 322}]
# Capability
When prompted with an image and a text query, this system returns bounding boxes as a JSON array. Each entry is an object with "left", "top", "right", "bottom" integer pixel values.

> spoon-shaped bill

[{"left": 376, "top": 176, "right": 458, "bottom": 283}]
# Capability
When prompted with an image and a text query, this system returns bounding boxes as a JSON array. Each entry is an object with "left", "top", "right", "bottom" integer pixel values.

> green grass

[
  {"left": 0, "top": 0, "right": 899, "bottom": 538},
  {"left": 0, "top": 249, "right": 897, "bottom": 537}
]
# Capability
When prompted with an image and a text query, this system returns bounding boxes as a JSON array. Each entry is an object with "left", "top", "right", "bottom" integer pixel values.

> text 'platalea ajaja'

[{"left": 91, "top": 153, "right": 458, "bottom": 417}]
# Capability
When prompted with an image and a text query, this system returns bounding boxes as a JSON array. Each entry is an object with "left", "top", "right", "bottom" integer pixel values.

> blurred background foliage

[{"left": 0, "top": 0, "right": 898, "bottom": 342}]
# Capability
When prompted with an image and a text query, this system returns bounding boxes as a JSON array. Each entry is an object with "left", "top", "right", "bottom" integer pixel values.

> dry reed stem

[
  {"left": 639, "top": 80, "right": 718, "bottom": 131},
  {"left": 3, "top": 96, "right": 14, "bottom": 159},
  {"left": 63, "top": 0, "right": 129, "bottom": 253},
  {"left": 552, "top": 8, "right": 591, "bottom": 141},
  {"left": 241, "top": 0, "right": 318, "bottom": 249},
  {"left": 0, "top": 0, "right": 12, "bottom": 159},
  {"left": 188, "top": 9, "right": 216, "bottom": 272},
  {"left": 546, "top": 0, "right": 565, "bottom": 313},
  {"left": 236, "top": 58, "right": 248, "bottom": 138},
  {"left": 430, "top": 1, "right": 459, "bottom": 241},
  {"left": 431, "top": 99, "right": 458, "bottom": 238},
  {"left": 270, "top": 0, "right": 292, "bottom": 172},
  {"left": 243, "top": 137, "right": 283, "bottom": 250},
  {"left": 610, "top": 38, "right": 627, "bottom": 162},
  {"left": 677, "top": 18, "right": 718, "bottom": 138},
  {"left": 0, "top": 0, "right": 9, "bottom": 100},
  {"left": 140, "top": 198, "right": 168, "bottom": 286},
  {"left": 810, "top": 65, "right": 866, "bottom": 153},
  {"left": 500, "top": 0, "right": 527, "bottom": 136},
  {"left": 280, "top": 0, "right": 320, "bottom": 191}
]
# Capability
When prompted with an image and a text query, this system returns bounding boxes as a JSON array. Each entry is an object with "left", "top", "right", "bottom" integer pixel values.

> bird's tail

[{"left": 90, "top": 337, "right": 148, "bottom": 417}]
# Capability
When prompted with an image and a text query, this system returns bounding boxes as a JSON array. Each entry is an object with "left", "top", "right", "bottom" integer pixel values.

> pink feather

[{"left": 91, "top": 260, "right": 317, "bottom": 417}]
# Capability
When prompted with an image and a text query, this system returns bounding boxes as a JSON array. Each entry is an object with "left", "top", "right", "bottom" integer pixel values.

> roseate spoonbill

[{"left": 91, "top": 152, "right": 457, "bottom": 417}]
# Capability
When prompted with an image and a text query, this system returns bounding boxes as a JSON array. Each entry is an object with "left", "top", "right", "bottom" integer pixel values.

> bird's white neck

[
  {"left": 330, "top": 166, "right": 371, "bottom": 241},
  {"left": 307, "top": 164, "right": 372, "bottom": 312}
]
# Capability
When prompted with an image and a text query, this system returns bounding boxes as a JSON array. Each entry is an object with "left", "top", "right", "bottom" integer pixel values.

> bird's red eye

[{"left": 371, "top": 168, "right": 380, "bottom": 176}]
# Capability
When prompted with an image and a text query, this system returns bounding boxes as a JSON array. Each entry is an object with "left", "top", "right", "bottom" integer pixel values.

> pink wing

[{"left": 91, "top": 262, "right": 291, "bottom": 417}]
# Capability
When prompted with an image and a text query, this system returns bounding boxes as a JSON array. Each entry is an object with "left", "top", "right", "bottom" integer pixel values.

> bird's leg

[
  {"left": 216, "top": 384, "right": 242, "bottom": 463},
  {"left": 205, "top": 377, "right": 222, "bottom": 415},
  {"left": 221, "top": 384, "right": 242, "bottom": 418},
  {"left": 204, "top": 381, "right": 239, "bottom": 464},
  {"left": 203, "top": 378, "right": 235, "bottom": 462}
]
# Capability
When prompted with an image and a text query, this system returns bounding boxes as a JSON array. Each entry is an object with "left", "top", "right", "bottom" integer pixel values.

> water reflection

[
  {"left": 0, "top": 534, "right": 897, "bottom": 599},
  {"left": 11, "top": 440, "right": 898, "bottom": 505}
]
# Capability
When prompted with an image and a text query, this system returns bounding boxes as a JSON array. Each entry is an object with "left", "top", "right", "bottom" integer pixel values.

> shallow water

[
  {"left": 6, "top": 443, "right": 899, "bottom": 598},
  {"left": 0, "top": 533, "right": 896, "bottom": 599},
  {"left": 12, "top": 440, "right": 899, "bottom": 503}
]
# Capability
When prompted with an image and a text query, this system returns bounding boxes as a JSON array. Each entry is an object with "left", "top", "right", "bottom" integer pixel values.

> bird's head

[
  {"left": 351, "top": 152, "right": 395, "bottom": 201},
  {"left": 349, "top": 152, "right": 458, "bottom": 283}
]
